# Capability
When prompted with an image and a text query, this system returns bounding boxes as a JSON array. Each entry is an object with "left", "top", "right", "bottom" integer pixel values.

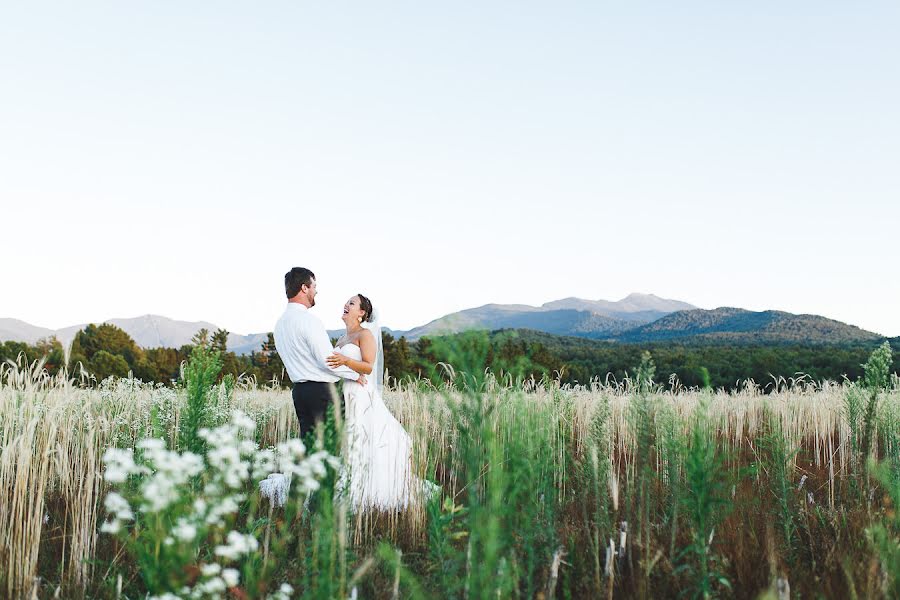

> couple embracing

[{"left": 272, "top": 267, "right": 433, "bottom": 511}]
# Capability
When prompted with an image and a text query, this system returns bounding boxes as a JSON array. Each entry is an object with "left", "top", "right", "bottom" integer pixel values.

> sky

[{"left": 1, "top": 2, "right": 898, "bottom": 336}]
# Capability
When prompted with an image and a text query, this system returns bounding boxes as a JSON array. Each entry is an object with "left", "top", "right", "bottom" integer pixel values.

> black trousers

[{"left": 291, "top": 381, "right": 340, "bottom": 439}]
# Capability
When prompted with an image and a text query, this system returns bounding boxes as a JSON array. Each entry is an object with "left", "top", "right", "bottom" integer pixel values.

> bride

[{"left": 325, "top": 293, "right": 434, "bottom": 511}]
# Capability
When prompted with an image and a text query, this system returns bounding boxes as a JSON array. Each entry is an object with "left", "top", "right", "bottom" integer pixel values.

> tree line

[{"left": 1, "top": 324, "right": 897, "bottom": 391}]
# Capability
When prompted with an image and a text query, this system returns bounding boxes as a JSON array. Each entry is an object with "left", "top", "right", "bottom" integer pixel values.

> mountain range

[
  {"left": 0, "top": 293, "right": 887, "bottom": 354},
  {"left": 401, "top": 293, "right": 695, "bottom": 340}
]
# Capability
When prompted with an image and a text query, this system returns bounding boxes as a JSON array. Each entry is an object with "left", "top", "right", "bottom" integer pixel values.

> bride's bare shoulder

[{"left": 358, "top": 328, "right": 375, "bottom": 342}]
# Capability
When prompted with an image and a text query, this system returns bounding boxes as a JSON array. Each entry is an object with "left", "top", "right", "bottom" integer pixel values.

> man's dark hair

[
  {"left": 285, "top": 267, "right": 315, "bottom": 299},
  {"left": 357, "top": 293, "right": 374, "bottom": 323}
]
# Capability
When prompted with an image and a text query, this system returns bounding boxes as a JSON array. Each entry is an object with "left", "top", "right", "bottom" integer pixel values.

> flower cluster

[
  {"left": 214, "top": 531, "right": 259, "bottom": 561},
  {"left": 138, "top": 438, "right": 205, "bottom": 512},
  {"left": 100, "top": 410, "right": 337, "bottom": 599},
  {"left": 99, "top": 492, "right": 133, "bottom": 534}
]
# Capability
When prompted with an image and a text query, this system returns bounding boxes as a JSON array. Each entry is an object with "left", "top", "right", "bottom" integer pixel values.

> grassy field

[{"left": 1, "top": 344, "right": 899, "bottom": 599}]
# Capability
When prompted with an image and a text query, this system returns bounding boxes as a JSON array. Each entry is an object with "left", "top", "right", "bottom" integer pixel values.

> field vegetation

[
  {"left": 1, "top": 337, "right": 899, "bottom": 598},
  {"left": 3, "top": 324, "right": 899, "bottom": 392}
]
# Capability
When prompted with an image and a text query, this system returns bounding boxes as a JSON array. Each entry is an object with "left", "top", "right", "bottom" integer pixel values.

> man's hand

[{"left": 327, "top": 351, "right": 349, "bottom": 368}]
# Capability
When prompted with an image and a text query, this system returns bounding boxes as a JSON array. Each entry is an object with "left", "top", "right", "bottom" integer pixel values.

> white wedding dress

[{"left": 335, "top": 343, "right": 434, "bottom": 511}]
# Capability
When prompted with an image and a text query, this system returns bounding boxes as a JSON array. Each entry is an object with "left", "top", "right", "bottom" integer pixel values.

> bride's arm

[{"left": 326, "top": 330, "right": 375, "bottom": 375}]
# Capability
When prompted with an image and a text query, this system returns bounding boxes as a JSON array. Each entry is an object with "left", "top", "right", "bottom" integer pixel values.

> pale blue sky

[{"left": 2, "top": 2, "right": 898, "bottom": 336}]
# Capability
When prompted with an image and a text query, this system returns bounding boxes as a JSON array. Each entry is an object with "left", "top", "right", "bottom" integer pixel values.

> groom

[{"left": 273, "top": 267, "right": 364, "bottom": 439}]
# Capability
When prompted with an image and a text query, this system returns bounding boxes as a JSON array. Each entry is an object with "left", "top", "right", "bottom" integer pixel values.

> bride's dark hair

[{"left": 357, "top": 294, "right": 374, "bottom": 323}]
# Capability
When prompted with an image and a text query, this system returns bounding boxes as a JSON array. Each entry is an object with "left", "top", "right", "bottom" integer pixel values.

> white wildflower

[
  {"left": 253, "top": 448, "right": 277, "bottom": 479},
  {"left": 214, "top": 531, "right": 258, "bottom": 561},
  {"left": 103, "top": 447, "right": 137, "bottom": 483},
  {"left": 137, "top": 438, "right": 166, "bottom": 452},
  {"left": 204, "top": 494, "right": 242, "bottom": 527},
  {"left": 197, "top": 576, "right": 227, "bottom": 595},
  {"left": 139, "top": 449, "right": 204, "bottom": 513},
  {"left": 100, "top": 520, "right": 121, "bottom": 534},
  {"left": 231, "top": 409, "right": 256, "bottom": 434},
  {"left": 172, "top": 519, "right": 197, "bottom": 542},
  {"left": 267, "top": 583, "right": 294, "bottom": 600},
  {"left": 104, "top": 492, "right": 134, "bottom": 521},
  {"left": 193, "top": 498, "right": 208, "bottom": 515},
  {"left": 141, "top": 475, "right": 181, "bottom": 513},
  {"left": 201, "top": 563, "right": 222, "bottom": 576},
  {"left": 221, "top": 568, "right": 240, "bottom": 588}
]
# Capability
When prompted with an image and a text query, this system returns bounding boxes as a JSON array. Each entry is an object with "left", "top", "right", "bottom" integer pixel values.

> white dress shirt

[{"left": 273, "top": 303, "right": 358, "bottom": 384}]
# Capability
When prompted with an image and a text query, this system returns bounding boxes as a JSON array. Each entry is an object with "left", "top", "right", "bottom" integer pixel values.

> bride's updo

[{"left": 357, "top": 293, "right": 374, "bottom": 323}]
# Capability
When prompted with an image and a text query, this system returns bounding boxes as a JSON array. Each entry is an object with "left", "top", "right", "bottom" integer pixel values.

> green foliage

[
  {"left": 179, "top": 344, "right": 223, "bottom": 453},
  {"left": 9, "top": 325, "right": 899, "bottom": 394},
  {"left": 297, "top": 484, "right": 344, "bottom": 600},
  {"left": 382, "top": 331, "right": 414, "bottom": 383},
  {"left": 426, "top": 495, "right": 468, "bottom": 592},
  {"left": 583, "top": 394, "right": 613, "bottom": 588},
  {"left": 415, "top": 330, "right": 562, "bottom": 388},
  {"left": 508, "top": 330, "right": 900, "bottom": 390},
  {"left": 861, "top": 342, "right": 893, "bottom": 467},
  {"left": 418, "top": 330, "right": 493, "bottom": 390},
  {"left": 211, "top": 328, "right": 229, "bottom": 353},
  {"left": 99, "top": 412, "right": 337, "bottom": 599},
  {"left": 452, "top": 392, "right": 560, "bottom": 598},
  {"left": 698, "top": 366, "right": 712, "bottom": 390},
  {"left": 9, "top": 341, "right": 900, "bottom": 598},
  {"left": 864, "top": 342, "right": 894, "bottom": 392},
  {"left": 89, "top": 350, "right": 130, "bottom": 380},
  {"left": 758, "top": 409, "right": 798, "bottom": 560},
  {"left": 626, "top": 352, "right": 662, "bottom": 593},
  {"left": 0, "top": 337, "right": 65, "bottom": 373},
  {"left": 867, "top": 459, "right": 900, "bottom": 597},
  {"left": 676, "top": 396, "right": 734, "bottom": 599},
  {"left": 191, "top": 328, "right": 210, "bottom": 348},
  {"left": 376, "top": 544, "right": 428, "bottom": 600},
  {"left": 71, "top": 323, "right": 144, "bottom": 371},
  {"left": 418, "top": 331, "right": 563, "bottom": 598},
  {"left": 633, "top": 350, "right": 657, "bottom": 392},
  {"left": 250, "top": 332, "right": 284, "bottom": 384}
]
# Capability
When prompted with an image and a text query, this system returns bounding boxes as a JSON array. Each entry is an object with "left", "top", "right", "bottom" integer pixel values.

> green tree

[
  {"left": 0, "top": 338, "right": 65, "bottom": 375},
  {"left": 71, "top": 324, "right": 144, "bottom": 378},
  {"left": 251, "top": 333, "right": 284, "bottom": 384},
  {"left": 382, "top": 332, "right": 413, "bottom": 383},
  {"left": 72, "top": 324, "right": 142, "bottom": 364},
  {"left": 145, "top": 347, "right": 188, "bottom": 384},
  {"left": 211, "top": 328, "right": 229, "bottom": 353},
  {"left": 89, "top": 350, "right": 130, "bottom": 380},
  {"left": 191, "top": 328, "right": 210, "bottom": 348}
]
